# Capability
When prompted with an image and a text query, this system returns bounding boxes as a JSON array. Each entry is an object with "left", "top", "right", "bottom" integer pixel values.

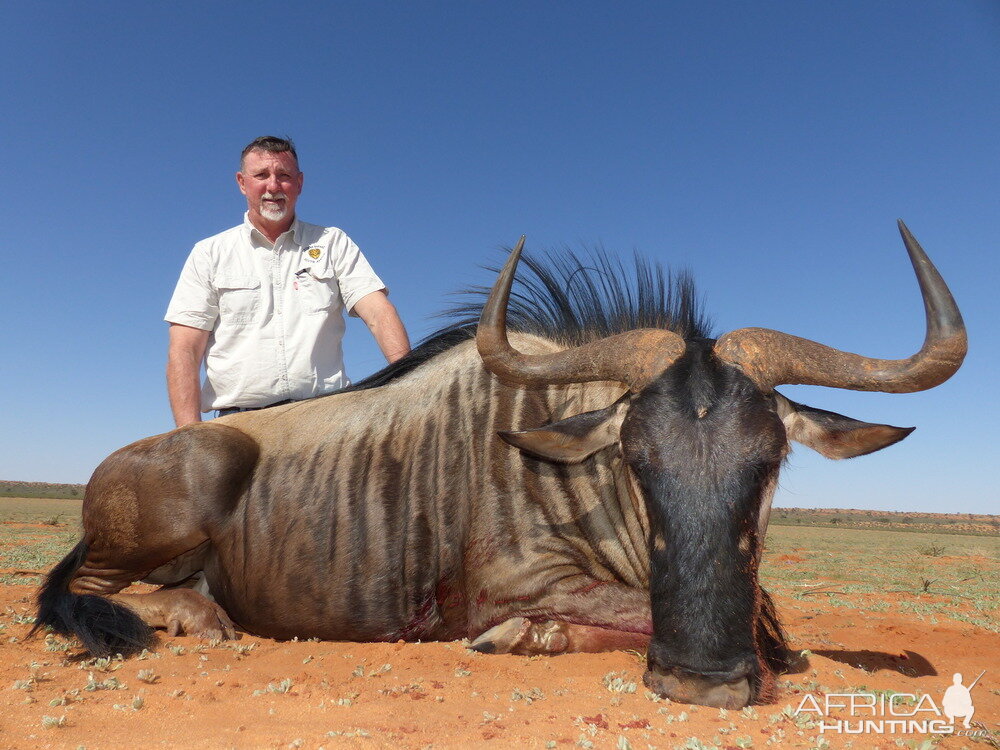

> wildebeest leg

[
  {"left": 124, "top": 541, "right": 234, "bottom": 638},
  {"left": 470, "top": 617, "right": 650, "bottom": 655},
  {"left": 33, "top": 424, "right": 258, "bottom": 655},
  {"left": 468, "top": 576, "right": 652, "bottom": 655},
  {"left": 109, "top": 589, "right": 236, "bottom": 640}
]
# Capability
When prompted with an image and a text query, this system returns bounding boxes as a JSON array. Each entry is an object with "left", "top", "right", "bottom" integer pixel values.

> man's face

[{"left": 237, "top": 149, "right": 304, "bottom": 226}]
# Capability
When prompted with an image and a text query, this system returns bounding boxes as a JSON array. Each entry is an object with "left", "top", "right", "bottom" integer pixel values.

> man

[{"left": 165, "top": 136, "right": 410, "bottom": 427}]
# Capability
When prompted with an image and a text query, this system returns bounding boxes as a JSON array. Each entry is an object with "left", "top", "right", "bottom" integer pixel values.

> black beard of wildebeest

[{"left": 32, "top": 222, "right": 965, "bottom": 709}]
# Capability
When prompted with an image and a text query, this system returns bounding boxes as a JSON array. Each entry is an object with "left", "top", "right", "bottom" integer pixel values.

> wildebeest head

[{"left": 476, "top": 222, "right": 966, "bottom": 708}]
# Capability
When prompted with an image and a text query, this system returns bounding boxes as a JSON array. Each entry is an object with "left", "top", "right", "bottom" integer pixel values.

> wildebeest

[{"left": 34, "top": 221, "right": 965, "bottom": 708}]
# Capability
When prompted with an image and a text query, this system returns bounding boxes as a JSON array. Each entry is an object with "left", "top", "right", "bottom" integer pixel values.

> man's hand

[
  {"left": 167, "top": 323, "right": 210, "bottom": 427},
  {"left": 353, "top": 290, "right": 411, "bottom": 363}
]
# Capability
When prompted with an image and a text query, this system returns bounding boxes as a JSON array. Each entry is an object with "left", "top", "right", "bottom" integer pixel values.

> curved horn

[
  {"left": 477, "top": 237, "right": 685, "bottom": 391},
  {"left": 714, "top": 221, "right": 967, "bottom": 392}
]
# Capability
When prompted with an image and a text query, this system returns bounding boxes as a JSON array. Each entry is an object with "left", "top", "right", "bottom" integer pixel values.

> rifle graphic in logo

[{"left": 942, "top": 670, "right": 984, "bottom": 729}]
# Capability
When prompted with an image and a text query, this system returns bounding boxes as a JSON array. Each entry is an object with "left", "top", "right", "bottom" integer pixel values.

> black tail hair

[{"left": 30, "top": 540, "right": 155, "bottom": 657}]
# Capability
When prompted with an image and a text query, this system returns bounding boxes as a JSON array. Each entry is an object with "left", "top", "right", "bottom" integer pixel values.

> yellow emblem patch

[{"left": 308, "top": 247, "right": 322, "bottom": 260}]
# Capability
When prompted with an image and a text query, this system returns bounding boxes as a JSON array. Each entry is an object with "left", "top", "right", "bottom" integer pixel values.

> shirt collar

[{"left": 242, "top": 212, "right": 303, "bottom": 246}]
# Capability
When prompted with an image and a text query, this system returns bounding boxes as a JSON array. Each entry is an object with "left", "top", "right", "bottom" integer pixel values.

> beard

[{"left": 259, "top": 192, "right": 288, "bottom": 221}]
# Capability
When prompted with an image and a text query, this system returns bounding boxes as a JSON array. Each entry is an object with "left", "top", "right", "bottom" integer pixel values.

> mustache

[{"left": 262, "top": 192, "right": 287, "bottom": 200}]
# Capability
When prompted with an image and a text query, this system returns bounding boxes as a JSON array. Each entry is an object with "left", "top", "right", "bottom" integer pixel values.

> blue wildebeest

[{"left": 33, "top": 221, "right": 965, "bottom": 708}]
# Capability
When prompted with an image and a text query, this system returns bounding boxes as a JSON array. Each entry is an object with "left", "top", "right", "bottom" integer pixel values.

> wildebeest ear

[
  {"left": 774, "top": 392, "right": 915, "bottom": 460},
  {"left": 498, "top": 395, "right": 630, "bottom": 464}
]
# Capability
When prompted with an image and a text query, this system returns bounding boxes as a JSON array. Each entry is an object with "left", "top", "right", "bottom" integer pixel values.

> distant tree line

[
  {"left": 0, "top": 481, "right": 85, "bottom": 500},
  {"left": 770, "top": 507, "right": 999, "bottom": 537}
]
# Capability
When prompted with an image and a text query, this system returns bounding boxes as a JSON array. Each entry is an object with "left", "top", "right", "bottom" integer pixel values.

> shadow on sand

[{"left": 811, "top": 649, "right": 937, "bottom": 677}]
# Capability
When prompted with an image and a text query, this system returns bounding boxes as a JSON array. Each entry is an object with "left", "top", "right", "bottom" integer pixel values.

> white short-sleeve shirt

[{"left": 165, "top": 214, "right": 386, "bottom": 412}]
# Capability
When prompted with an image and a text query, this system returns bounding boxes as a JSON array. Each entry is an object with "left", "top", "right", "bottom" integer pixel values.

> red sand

[{"left": 1, "top": 580, "right": 997, "bottom": 749}]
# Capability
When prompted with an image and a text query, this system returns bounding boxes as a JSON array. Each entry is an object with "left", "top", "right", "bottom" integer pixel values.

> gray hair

[{"left": 240, "top": 136, "right": 298, "bottom": 171}]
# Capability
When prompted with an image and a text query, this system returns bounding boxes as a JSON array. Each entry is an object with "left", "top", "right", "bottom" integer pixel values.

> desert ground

[{"left": 1, "top": 497, "right": 997, "bottom": 750}]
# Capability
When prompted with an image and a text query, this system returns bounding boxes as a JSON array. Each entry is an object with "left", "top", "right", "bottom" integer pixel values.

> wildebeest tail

[{"left": 30, "top": 539, "right": 155, "bottom": 657}]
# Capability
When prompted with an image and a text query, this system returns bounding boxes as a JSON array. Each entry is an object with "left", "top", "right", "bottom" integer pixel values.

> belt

[{"left": 217, "top": 399, "right": 293, "bottom": 417}]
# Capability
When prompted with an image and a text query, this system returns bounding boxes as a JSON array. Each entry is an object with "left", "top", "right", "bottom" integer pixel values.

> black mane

[{"left": 345, "top": 248, "right": 712, "bottom": 393}]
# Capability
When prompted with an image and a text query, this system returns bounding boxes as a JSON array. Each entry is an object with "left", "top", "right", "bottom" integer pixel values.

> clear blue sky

[{"left": 3, "top": 2, "right": 997, "bottom": 514}]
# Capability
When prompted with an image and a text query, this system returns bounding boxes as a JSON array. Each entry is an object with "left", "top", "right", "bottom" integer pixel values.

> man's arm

[
  {"left": 167, "top": 323, "right": 211, "bottom": 427},
  {"left": 352, "top": 290, "right": 411, "bottom": 363}
]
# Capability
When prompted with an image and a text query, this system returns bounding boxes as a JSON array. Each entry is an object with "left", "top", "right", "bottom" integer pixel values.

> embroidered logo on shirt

[{"left": 307, "top": 247, "right": 322, "bottom": 260}]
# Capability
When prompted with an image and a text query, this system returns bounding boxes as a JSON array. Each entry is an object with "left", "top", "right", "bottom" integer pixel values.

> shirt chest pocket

[
  {"left": 216, "top": 276, "right": 261, "bottom": 325},
  {"left": 297, "top": 269, "right": 341, "bottom": 315}
]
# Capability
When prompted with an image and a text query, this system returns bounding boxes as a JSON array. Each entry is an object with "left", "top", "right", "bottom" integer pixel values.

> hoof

[
  {"left": 159, "top": 589, "right": 238, "bottom": 641},
  {"left": 468, "top": 618, "right": 570, "bottom": 656},
  {"left": 469, "top": 617, "right": 532, "bottom": 653}
]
